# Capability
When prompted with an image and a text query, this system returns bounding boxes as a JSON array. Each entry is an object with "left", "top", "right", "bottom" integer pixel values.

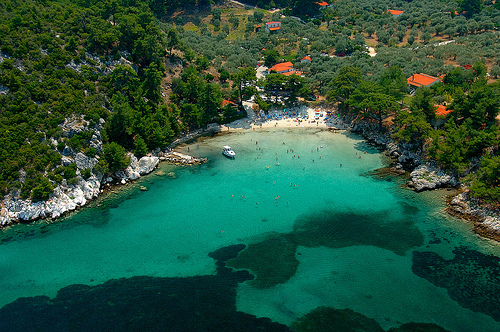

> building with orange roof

[
  {"left": 387, "top": 9, "right": 404, "bottom": 18},
  {"left": 315, "top": 1, "right": 329, "bottom": 8},
  {"left": 282, "top": 70, "right": 302, "bottom": 76},
  {"left": 301, "top": 55, "right": 312, "bottom": 63},
  {"left": 265, "top": 21, "right": 281, "bottom": 33},
  {"left": 435, "top": 105, "right": 453, "bottom": 117},
  {"left": 407, "top": 73, "right": 441, "bottom": 89},
  {"left": 268, "top": 62, "right": 294, "bottom": 74},
  {"left": 221, "top": 100, "right": 237, "bottom": 108},
  {"left": 267, "top": 62, "right": 302, "bottom": 76}
]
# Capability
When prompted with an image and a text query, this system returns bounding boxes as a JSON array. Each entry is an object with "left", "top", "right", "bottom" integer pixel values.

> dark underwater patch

[
  {"left": 226, "top": 209, "right": 424, "bottom": 289},
  {"left": 227, "top": 234, "right": 299, "bottom": 289},
  {"left": 291, "top": 306, "right": 384, "bottom": 332},
  {"left": 0, "top": 245, "right": 289, "bottom": 332},
  {"left": 290, "top": 306, "right": 450, "bottom": 332},
  {"left": 397, "top": 201, "right": 420, "bottom": 216},
  {"left": 292, "top": 209, "right": 424, "bottom": 256},
  {"left": 412, "top": 246, "right": 500, "bottom": 321},
  {"left": 387, "top": 322, "right": 451, "bottom": 332}
]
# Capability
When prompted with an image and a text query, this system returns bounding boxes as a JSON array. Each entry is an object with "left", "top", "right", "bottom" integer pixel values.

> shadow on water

[
  {"left": 0, "top": 245, "right": 290, "bottom": 332},
  {"left": 228, "top": 208, "right": 424, "bottom": 289},
  {"left": 412, "top": 246, "right": 500, "bottom": 322}
]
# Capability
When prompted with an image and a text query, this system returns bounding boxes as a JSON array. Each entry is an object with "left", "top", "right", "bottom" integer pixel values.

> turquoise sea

[{"left": 1, "top": 128, "right": 500, "bottom": 331}]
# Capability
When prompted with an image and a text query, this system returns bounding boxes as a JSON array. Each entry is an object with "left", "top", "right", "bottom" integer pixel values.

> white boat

[{"left": 222, "top": 146, "right": 235, "bottom": 158}]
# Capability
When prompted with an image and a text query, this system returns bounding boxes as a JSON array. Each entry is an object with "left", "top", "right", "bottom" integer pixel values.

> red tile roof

[
  {"left": 268, "top": 26, "right": 281, "bottom": 31},
  {"left": 269, "top": 62, "right": 294, "bottom": 73},
  {"left": 435, "top": 105, "right": 453, "bottom": 117},
  {"left": 407, "top": 73, "right": 441, "bottom": 87},
  {"left": 388, "top": 9, "right": 404, "bottom": 15},
  {"left": 221, "top": 100, "right": 237, "bottom": 108},
  {"left": 266, "top": 21, "right": 281, "bottom": 25},
  {"left": 301, "top": 56, "right": 312, "bottom": 62},
  {"left": 282, "top": 70, "right": 301, "bottom": 76},
  {"left": 315, "top": 1, "right": 328, "bottom": 6}
]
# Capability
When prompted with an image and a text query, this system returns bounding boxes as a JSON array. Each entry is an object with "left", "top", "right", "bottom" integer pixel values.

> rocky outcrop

[
  {"left": 59, "top": 116, "right": 105, "bottom": 157},
  {"left": 351, "top": 120, "right": 422, "bottom": 169},
  {"left": 160, "top": 152, "right": 207, "bottom": 165},
  {"left": 448, "top": 192, "right": 500, "bottom": 241},
  {"left": 75, "top": 153, "right": 99, "bottom": 170},
  {"left": 350, "top": 120, "right": 457, "bottom": 192},
  {"left": 0, "top": 175, "right": 102, "bottom": 225},
  {"left": 408, "top": 164, "right": 458, "bottom": 192},
  {"left": 122, "top": 155, "right": 160, "bottom": 184}
]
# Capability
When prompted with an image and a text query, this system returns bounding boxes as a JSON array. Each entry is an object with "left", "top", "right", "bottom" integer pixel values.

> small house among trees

[
  {"left": 265, "top": 22, "right": 281, "bottom": 33},
  {"left": 387, "top": 9, "right": 404, "bottom": 18},
  {"left": 267, "top": 62, "right": 301, "bottom": 76},
  {"left": 221, "top": 100, "right": 238, "bottom": 108},
  {"left": 407, "top": 73, "right": 441, "bottom": 92},
  {"left": 301, "top": 56, "right": 312, "bottom": 63},
  {"left": 315, "top": 1, "right": 329, "bottom": 9},
  {"left": 435, "top": 105, "right": 453, "bottom": 117}
]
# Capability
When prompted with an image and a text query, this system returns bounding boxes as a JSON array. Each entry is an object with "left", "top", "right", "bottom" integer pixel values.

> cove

[{"left": 1, "top": 128, "right": 500, "bottom": 331}]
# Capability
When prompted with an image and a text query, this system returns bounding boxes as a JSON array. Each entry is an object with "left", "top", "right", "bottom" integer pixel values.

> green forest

[{"left": 0, "top": 0, "right": 499, "bottom": 205}]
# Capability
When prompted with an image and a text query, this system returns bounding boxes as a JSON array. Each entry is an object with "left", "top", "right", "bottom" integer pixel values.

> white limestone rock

[
  {"left": 125, "top": 166, "right": 141, "bottom": 181},
  {"left": 74, "top": 152, "right": 98, "bottom": 170},
  {"left": 409, "top": 164, "right": 457, "bottom": 192},
  {"left": 137, "top": 156, "right": 159, "bottom": 175},
  {"left": 482, "top": 216, "right": 500, "bottom": 232},
  {"left": 81, "top": 176, "right": 101, "bottom": 199},
  {"left": 128, "top": 153, "right": 138, "bottom": 168},
  {"left": 61, "top": 156, "right": 74, "bottom": 166}
]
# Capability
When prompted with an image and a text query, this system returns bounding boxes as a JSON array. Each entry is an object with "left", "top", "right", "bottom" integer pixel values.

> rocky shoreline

[
  {"left": 0, "top": 118, "right": 212, "bottom": 227},
  {"left": 0, "top": 151, "right": 206, "bottom": 227},
  {"left": 349, "top": 119, "right": 500, "bottom": 242}
]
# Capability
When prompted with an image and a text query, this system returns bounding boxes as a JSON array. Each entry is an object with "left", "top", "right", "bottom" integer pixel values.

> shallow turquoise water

[{"left": 1, "top": 128, "right": 500, "bottom": 331}]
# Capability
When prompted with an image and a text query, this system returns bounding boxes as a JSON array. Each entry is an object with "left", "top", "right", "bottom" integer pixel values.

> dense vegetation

[{"left": 1, "top": 0, "right": 499, "bottom": 206}]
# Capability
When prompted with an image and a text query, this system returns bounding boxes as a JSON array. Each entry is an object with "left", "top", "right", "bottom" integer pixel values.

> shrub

[
  {"left": 31, "top": 176, "right": 54, "bottom": 201},
  {"left": 102, "top": 142, "right": 130, "bottom": 173},
  {"left": 81, "top": 168, "right": 92, "bottom": 180}
]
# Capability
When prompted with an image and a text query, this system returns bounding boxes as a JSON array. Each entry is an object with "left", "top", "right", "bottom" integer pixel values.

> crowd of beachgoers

[{"left": 223, "top": 103, "right": 350, "bottom": 130}]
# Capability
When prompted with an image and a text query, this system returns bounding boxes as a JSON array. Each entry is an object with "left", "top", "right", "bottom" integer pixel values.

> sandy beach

[{"left": 221, "top": 102, "right": 349, "bottom": 131}]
